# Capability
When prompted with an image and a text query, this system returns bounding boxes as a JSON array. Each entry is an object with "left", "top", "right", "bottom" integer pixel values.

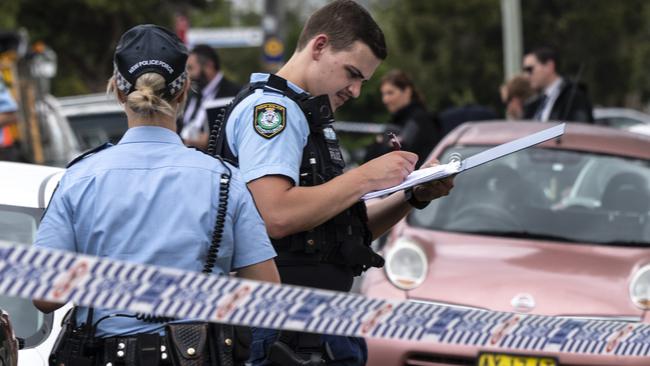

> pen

[{"left": 388, "top": 132, "right": 401, "bottom": 151}]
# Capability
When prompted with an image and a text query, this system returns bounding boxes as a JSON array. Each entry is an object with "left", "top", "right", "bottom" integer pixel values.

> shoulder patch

[{"left": 253, "top": 103, "right": 286, "bottom": 139}]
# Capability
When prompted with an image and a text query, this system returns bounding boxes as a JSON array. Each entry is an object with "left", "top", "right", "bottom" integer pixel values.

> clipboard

[{"left": 361, "top": 123, "right": 566, "bottom": 200}]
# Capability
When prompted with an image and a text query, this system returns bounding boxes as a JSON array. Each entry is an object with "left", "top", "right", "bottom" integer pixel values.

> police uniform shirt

[
  {"left": 226, "top": 73, "right": 361, "bottom": 292},
  {"left": 225, "top": 73, "right": 310, "bottom": 185},
  {"left": 34, "top": 126, "right": 276, "bottom": 337}
]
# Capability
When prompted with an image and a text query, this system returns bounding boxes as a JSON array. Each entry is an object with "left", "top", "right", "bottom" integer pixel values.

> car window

[
  {"left": 67, "top": 112, "right": 128, "bottom": 150},
  {"left": 0, "top": 205, "right": 52, "bottom": 347},
  {"left": 410, "top": 146, "right": 650, "bottom": 246}
]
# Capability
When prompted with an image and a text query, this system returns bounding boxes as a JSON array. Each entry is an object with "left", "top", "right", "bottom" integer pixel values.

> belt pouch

[{"left": 166, "top": 323, "right": 209, "bottom": 366}]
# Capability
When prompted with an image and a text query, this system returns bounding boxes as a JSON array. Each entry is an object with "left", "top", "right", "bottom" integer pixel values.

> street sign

[
  {"left": 186, "top": 27, "right": 264, "bottom": 49},
  {"left": 262, "top": 36, "right": 284, "bottom": 63}
]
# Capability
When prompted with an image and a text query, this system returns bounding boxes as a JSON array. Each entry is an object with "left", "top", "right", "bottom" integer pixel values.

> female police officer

[{"left": 32, "top": 24, "right": 279, "bottom": 366}]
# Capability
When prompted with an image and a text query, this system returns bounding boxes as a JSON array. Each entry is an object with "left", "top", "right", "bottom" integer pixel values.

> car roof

[
  {"left": 57, "top": 93, "right": 124, "bottom": 117},
  {"left": 0, "top": 162, "right": 64, "bottom": 208},
  {"left": 434, "top": 121, "right": 650, "bottom": 160}
]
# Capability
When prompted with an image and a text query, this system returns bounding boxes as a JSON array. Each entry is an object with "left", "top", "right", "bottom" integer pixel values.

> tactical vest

[{"left": 209, "top": 74, "right": 384, "bottom": 279}]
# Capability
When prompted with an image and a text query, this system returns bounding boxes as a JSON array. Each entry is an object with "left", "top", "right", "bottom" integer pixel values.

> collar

[
  {"left": 202, "top": 71, "right": 223, "bottom": 98},
  {"left": 250, "top": 73, "right": 308, "bottom": 95},
  {"left": 118, "top": 126, "right": 184, "bottom": 145},
  {"left": 543, "top": 77, "right": 563, "bottom": 98}
]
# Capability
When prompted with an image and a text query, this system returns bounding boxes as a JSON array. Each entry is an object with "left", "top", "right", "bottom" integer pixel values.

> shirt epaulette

[{"left": 66, "top": 142, "right": 113, "bottom": 168}]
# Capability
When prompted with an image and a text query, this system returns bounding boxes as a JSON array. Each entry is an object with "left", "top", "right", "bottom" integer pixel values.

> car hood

[{"left": 399, "top": 226, "right": 649, "bottom": 319}]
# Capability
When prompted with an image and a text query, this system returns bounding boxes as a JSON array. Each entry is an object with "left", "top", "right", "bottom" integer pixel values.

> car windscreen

[
  {"left": 0, "top": 205, "right": 51, "bottom": 347},
  {"left": 67, "top": 112, "right": 128, "bottom": 150},
  {"left": 409, "top": 146, "right": 650, "bottom": 246}
]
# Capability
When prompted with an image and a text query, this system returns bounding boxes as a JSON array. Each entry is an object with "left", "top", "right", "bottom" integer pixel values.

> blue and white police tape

[{"left": 1, "top": 242, "right": 650, "bottom": 357}]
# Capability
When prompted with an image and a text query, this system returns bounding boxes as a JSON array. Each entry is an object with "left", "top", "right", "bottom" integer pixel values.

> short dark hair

[
  {"left": 528, "top": 46, "right": 560, "bottom": 72},
  {"left": 297, "top": 0, "right": 387, "bottom": 60},
  {"left": 190, "top": 44, "right": 221, "bottom": 71}
]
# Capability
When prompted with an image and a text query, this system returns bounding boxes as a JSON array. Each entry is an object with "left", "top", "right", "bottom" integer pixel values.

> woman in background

[{"left": 365, "top": 69, "right": 440, "bottom": 168}]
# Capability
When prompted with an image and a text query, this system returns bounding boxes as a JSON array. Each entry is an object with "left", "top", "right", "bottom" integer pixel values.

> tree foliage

[
  {"left": 6, "top": 0, "right": 209, "bottom": 95},
  {"left": 521, "top": 0, "right": 650, "bottom": 108},
  {"left": 342, "top": 0, "right": 650, "bottom": 122},
  {"left": 338, "top": 0, "right": 503, "bottom": 123},
  {"left": 4, "top": 0, "right": 650, "bottom": 120}
]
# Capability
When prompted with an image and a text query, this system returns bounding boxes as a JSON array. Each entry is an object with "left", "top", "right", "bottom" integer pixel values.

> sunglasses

[{"left": 523, "top": 65, "right": 535, "bottom": 74}]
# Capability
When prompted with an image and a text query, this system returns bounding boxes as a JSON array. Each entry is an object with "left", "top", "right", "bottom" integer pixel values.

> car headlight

[
  {"left": 630, "top": 264, "right": 650, "bottom": 310},
  {"left": 384, "top": 238, "right": 428, "bottom": 290}
]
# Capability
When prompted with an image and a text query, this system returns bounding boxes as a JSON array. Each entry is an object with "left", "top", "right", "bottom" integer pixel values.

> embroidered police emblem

[{"left": 254, "top": 103, "right": 286, "bottom": 139}]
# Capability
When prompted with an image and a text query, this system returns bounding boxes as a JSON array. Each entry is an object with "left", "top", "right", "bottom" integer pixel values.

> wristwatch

[{"left": 405, "top": 188, "right": 430, "bottom": 209}]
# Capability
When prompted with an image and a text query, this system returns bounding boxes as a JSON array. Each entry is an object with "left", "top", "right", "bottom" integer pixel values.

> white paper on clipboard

[{"left": 361, "top": 123, "right": 566, "bottom": 200}]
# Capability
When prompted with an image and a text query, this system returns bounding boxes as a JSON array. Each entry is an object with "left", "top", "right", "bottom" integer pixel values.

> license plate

[{"left": 477, "top": 352, "right": 557, "bottom": 366}]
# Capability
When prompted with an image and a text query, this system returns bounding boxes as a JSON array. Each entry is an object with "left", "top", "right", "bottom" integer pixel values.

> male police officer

[{"left": 214, "top": 1, "right": 454, "bottom": 365}]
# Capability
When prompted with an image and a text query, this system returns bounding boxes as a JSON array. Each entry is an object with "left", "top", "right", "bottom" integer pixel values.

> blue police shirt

[
  {"left": 226, "top": 73, "right": 310, "bottom": 184},
  {"left": 34, "top": 126, "right": 276, "bottom": 337}
]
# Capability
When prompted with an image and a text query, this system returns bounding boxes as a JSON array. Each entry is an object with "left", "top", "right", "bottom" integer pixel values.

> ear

[{"left": 310, "top": 34, "right": 329, "bottom": 61}]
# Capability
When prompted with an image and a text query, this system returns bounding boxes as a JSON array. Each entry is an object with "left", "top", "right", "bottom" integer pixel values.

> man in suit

[
  {"left": 180, "top": 44, "right": 241, "bottom": 149},
  {"left": 522, "top": 47, "right": 594, "bottom": 123}
]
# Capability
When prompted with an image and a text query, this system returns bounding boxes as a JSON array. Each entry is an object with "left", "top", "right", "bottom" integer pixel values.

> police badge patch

[{"left": 254, "top": 103, "right": 286, "bottom": 139}]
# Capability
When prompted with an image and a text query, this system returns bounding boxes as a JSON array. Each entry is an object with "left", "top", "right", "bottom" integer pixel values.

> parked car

[
  {"left": 627, "top": 123, "right": 650, "bottom": 137},
  {"left": 594, "top": 107, "right": 650, "bottom": 129},
  {"left": 0, "top": 161, "right": 70, "bottom": 365},
  {"left": 361, "top": 121, "right": 650, "bottom": 365},
  {"left": 35, "top": 95, "right": 81, "bottom": 167},
  {"left": 57, "top": 93, "right": 128, "bottom": 150},
  {"left": 55, "top": 93, "right": 390, "bottom": 166}
]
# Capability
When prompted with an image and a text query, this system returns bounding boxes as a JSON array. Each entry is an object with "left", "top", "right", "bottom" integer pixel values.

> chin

[{"left": 331, "top": 99, "right": 342, "bottom": 111}]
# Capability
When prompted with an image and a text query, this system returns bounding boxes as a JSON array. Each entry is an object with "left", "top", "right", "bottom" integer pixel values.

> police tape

[{"left": 1, "top": 242, "right": 650, "bottom": 357}]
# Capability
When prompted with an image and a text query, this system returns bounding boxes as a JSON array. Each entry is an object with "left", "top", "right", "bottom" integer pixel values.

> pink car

[{"left": 361, "top": 121, "right": 650, "bottom": 366}]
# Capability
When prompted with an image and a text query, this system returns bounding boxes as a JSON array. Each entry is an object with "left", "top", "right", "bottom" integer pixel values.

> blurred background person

[
  {"left": 522, "top": 46, "right": 594, "bottom": 123},
  {"left": 501, "top": 74, "right": 534, "bottom": 120},
  {"left": 179, "top": 44, "right": 241, "bottom": 150},
  {"left": 365, "top": 69, "right": 440, "bottom": 168},
  {"left": 0, "top": 78, "right": 20, "bottom": 162}
]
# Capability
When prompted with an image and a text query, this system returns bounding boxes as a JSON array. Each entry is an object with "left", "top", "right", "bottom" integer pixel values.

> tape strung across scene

[{"left": 1, "top": 242, "right": 650, "bottom": 357}]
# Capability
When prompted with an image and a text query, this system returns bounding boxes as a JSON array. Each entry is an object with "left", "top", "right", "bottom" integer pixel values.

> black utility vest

[{"left": 210, "top": 75, "right": 384, "bottom": 291}]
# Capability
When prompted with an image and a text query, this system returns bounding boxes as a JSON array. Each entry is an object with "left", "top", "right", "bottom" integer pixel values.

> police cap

[{"left": 113, "top": 24, "right": 188, "bottom": 97}]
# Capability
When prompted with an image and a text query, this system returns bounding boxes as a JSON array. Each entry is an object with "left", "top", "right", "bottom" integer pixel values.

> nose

[{"left": 348, "top": 80, "right": 362, "bottom": 99}]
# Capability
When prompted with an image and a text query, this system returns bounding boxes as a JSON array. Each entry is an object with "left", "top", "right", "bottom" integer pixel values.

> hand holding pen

[{"left": 387, "top": 132, "right": 401, "bottom": 151}]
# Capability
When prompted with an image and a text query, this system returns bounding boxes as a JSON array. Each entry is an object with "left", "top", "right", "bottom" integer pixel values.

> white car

[
  {"left": 57, "top": 93, "right": 128, "bottom": 150},
  {"left": 0, "top": 161, "right": 70, "bottom": 365},
  {"left": 594, "top": 107, "right": 650, "bottom": 129}
]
